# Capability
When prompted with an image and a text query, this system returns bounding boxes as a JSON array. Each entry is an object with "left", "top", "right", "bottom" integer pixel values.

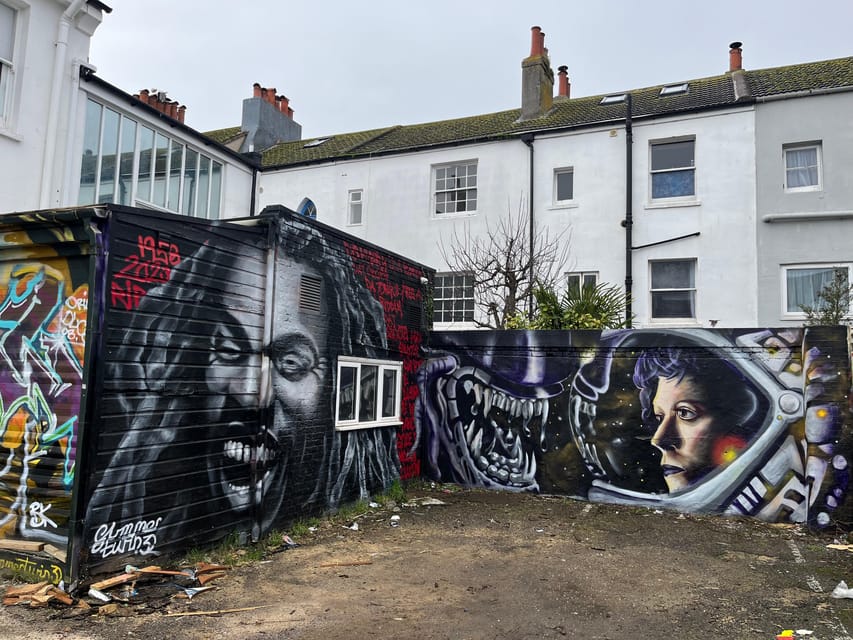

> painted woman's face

[{"left": 650, "top": 375, "right": 723, "bottom": 492}]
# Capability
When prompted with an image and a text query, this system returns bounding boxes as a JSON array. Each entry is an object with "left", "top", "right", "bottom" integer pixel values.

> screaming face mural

[
  {"left": 416, "top": 328, "right": 851, "bottom": 526},
  {"left": 85, "top": 210, "right": 423, "bottom": 568}
]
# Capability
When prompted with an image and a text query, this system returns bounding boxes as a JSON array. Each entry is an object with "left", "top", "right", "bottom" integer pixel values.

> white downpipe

[{"left": 39, "top": 0, "right": 86, "bottom": 208}]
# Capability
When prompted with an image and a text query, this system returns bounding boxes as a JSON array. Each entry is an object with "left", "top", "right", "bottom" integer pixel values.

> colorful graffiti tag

[
  {"left": 416, "top": 328, "right": 851, "bottom": 526},
  {"left": 0, "top": 239, "right": 88, "bottom": 562}
]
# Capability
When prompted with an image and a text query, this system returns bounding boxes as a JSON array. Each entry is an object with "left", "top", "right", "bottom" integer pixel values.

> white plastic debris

[
  {"left": 831, "top": 581, "right": 853, "bottom": 598},
  {"left": 390, "top": 515, "right": 401, "bottom": 527},
  {"left": 345, "top": 522, "right": 359, "bottom": 531},
  {"left": 369, "top": 502, "right": 380, "bottom": 508}
]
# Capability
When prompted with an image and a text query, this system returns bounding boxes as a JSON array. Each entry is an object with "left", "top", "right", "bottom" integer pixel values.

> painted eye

[{"left": 676, "top": 406, "right": 698, "bottom": 421}]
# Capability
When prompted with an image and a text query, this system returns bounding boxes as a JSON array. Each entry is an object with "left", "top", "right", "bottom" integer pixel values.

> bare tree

[{"left": 438, "top": 200, "right": 571, "bottom": 328}]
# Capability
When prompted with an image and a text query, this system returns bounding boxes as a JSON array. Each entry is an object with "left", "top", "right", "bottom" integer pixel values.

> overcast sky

[{"left": 89, "top": 1, "right": 853, "bottom": 139}]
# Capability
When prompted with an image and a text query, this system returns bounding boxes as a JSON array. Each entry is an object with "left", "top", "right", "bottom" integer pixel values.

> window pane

[
  {"left": 196, "top": 155, "right": 211, "bottom": 218},
  {"left": 381, "top": 368, "right": 398, "bottom": 418},
  {"left": 651, "top": 140, "right": 694, "bottom": 170},
  {"left": 785, "top": 148, "right": 819, "bottom": 188},
  {"left": 359, "top": 365, "right": 378, "bottom": 422},
  {"left": 652, "top": 290, "right": 695, "bottom": 318},
  {"left": 182, "top": 149, "right": 198, "bottom": 214},
  {"left": 434, "top": 162, "right": 477, "bottom": 214},
  {"left": 0, "top": 4, "right": 14, "bottom": 62},
  {"left": 786, "top": 267, "right": 846, "bottom": 312},
  {"left": 337, "top": 366, "right": 357, "bottom": 421},
  {"left": 152, "top": 133, "right": 169, "bottom": 207},
  {"left": 556, "top": 170, "right": 573, "bottom": 201},
  {"left": 583, "top": 274, "right": 597, "bottom": 288},
  {"left": 137, "top": 126, "right": 155, "bottom": 202},
  {"left": 167, "top": 142, "right": 183, "bottom": 211},
  {"left": 651, "top": 261, "right": 694, "bottom": 288},
  {"left": 97, "top": 108, "right": 120, "bottom": 203},
  {"left": 117, "top": 118, "right": 136, "bottom": 206},
  {"left": 78, "top": 100, "right": 102, "bottom": 205},
  {"left": 652, "top": 169, "right": 694, "bottom": 198},
  {"left": 209, "top": 161, "right": 222, "bottom": 219}
]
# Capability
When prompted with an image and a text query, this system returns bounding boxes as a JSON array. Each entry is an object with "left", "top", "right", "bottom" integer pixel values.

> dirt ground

[{"left": 3, "top": 486, "right": 853, "bottom": 640}]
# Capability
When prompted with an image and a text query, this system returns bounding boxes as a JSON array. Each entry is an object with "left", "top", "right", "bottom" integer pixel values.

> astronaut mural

[{"left": 416, "top": 327, "right": 851, "bottom": 526}]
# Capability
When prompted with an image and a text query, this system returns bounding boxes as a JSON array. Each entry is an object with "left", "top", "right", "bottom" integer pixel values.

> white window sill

[
  {"left": 547, "top": 202, "right": 578, "bottom": 211},
  {"left": 433, "top": 321, "right": 478, "bottom": 330},
  {"left": 644, "top": 199, "right": 701, "bottom": 210},
  {"left": 646, "top": 318, "right": 702, "bottom": 328},
  {"left": 784, "top": 186, "right": 822, "bottom": 194},
  {"left": 432, "top": 211, "right": 477, "bottom": 221},
  {"left": 0, "top": 126, "right": 22, "bottom": 142},
  {"left": 335, "top": 420, "right": 403, "bottom": 432}
]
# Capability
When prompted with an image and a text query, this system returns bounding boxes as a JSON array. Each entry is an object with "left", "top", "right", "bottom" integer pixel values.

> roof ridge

[{"left": 344, "top": 125, "right": 403, "bottom": 154}]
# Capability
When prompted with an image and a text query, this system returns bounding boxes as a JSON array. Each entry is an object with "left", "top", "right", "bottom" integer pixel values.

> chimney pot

[
  {"left": 253, "top": 83, "right": 262, "bottom": 97},
  {"left": 530, "top": 26, "right": 543, "bottom": 57},
  {"left": 729, "top": 41, "right": 743, "bottom": 72},
  {"left": 557, "top": 65, "right": 570, "bottom": 98},
  {"left": 178, "top": 105, "right": 186, "bottom": 123}
]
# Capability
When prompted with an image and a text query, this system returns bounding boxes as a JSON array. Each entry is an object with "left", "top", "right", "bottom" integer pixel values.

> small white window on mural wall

[
  {"left": 554, "top": 168, "right": 574, "bottom": 204},
  {"left": 784, "top": 143, "right": 822, "bottom": 192},
  {"left": 434, "top": 272, "right": 475, "bottom": 323},
  {"left": 433, "top": 161, "right": 477, "bottom": 215},
  {"left": 335, "top": 357, "right": 403, "bottom": 430},
  {"left": 0, "top": 3, "right": 16, "bottom": 126},
  {"left": 782, "top": 264, "right": 850, "bottom": 317},
  {"left": 650, "top": 259, "right": 696, "bottom": 320},
  {"left": 348, "top": 189, "right": 363, "bottom": 225}
]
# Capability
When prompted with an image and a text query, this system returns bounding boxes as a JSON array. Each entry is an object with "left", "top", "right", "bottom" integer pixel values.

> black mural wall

[
  {"left": 416, "top": 328, "right": 852, "bottom": 527},
  {"left": 78, "top": 207, "right": 428, "bottom": 576}
]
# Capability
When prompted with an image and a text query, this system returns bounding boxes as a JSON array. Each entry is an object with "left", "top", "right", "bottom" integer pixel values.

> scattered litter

[
  {"left": 796, "top": 631, "right": 814, "bottom": 636},
  {"left": 535, "top": 528, "right": 545, "bottom": 533},
  {"left": 390, "top": 515, "right": 401, "bottom": 528},
  {"left": 162, "top": 604, "right": 274, "bottom": 618},
  {"left": 171, "top": 584, "right": 216, "bottom": 600},
  {"left": 827, "top": 544, "right": 853, "bottom": 552},
  {"left": 282, "top": 534, "right": 299, "bottom": 548},
  {"left": 3, "top": 581, "right": 73, "bottom": 607},
  {"left": 308, "top": 526, "right": 318, "bottom": 532},
  {"left": 418, "top": 497, "right": 448, "bottom": 506},
  {"left": 369, "top": 501, "right": 380, "bottom": 508},
  {"left": 653, "top": 510, "right": 663, "bottom": 515},
  {"left": 831, "top": 581, "right": 853, "bottom": 599},
  {"left": 345, "top": 522, "right": 359, "bottom": 531}
]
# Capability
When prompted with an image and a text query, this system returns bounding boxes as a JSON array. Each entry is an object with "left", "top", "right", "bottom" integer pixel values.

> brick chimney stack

[
  {"left": 557, "top": 65, "right": 570, "bottom": 98},
  {"left": 240, "top": 82, "right": 302, "bottom": 152},
  {"left": 520, "top": 26, "right": 555, "bottom": 121},
  {"left": 133, "top": 88, "right": 186, "bottom": 123},
  {"left": 729, "top": 41, "right": 743, "bottom": 72}
]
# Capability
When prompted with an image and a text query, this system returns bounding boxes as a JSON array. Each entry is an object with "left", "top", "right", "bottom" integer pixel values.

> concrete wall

[
  {"left": 416, "top": 327, "right": 851, "bottom": 528},
  {"left": 755, "top": 91, "right": 853, "bottom": 325}
]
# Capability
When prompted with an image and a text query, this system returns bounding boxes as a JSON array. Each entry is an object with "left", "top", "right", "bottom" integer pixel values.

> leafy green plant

[{"left": 530, "top": 282, "right": 630, "bottom": 330}]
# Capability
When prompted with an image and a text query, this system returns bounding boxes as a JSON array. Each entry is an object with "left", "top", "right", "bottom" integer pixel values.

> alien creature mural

[{"left": 416, "top": 327, "right": 851, "bottom": 526}]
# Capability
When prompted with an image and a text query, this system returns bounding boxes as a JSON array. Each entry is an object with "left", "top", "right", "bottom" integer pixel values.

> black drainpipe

[
  {"left": 244, "top": 151, "right": 262, "bottom": 216},
  {"left": 624, "top": 94, "right": 633, "bottom": 327},
  {"left": 521, "top": 133, "right": 535, "bottom": 319}
]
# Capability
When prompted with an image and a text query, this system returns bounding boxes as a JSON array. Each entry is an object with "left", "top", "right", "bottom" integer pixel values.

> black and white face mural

[
  {"left": 416, "top": 328, "right": 851, "bottom": 527},
  {"left": 86, "top": 214, "right": 401, "bottom": 566}
]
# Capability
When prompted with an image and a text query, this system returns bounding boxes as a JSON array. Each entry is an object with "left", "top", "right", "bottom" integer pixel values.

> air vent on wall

[{"left": 299, "top": 274, "right": 323, "bottom": 312}]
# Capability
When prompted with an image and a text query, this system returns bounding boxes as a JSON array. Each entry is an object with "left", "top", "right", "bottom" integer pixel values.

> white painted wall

[
  {"left": 0, "top": 0, "right": 104, "bottom": 213},
  {"left": 258, "top": 107, "right": 759, "bottom": 328}
]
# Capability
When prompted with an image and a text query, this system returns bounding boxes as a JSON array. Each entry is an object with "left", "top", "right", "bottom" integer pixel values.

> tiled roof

[
  {"left": 204, "top": 126, "right": 242, "bottom": 145},
  {"left": 226, "top": 56, "right": 852, "bottom": 170}
]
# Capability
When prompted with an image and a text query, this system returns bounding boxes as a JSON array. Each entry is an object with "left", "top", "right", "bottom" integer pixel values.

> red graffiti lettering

[{"left": 111, "top": 235, "right": 182, "bottom": 309}]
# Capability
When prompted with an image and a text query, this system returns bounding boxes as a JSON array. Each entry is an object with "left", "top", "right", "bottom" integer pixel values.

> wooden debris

[
  {"left": 197, "top": 571, "right": 226, "bottom": 586},
  {"left": 3, "top": 582, "right": 74, "bottom": 607},
  {"left": 195, "top": 562, "right": 229, "bottom": 574},
  {"left": 163, "top": 604, "right": 274, "bottom": 618},
  {"left": 0, "top": 540, "right": 45, "bottom": 552},
  {"left": 827, "top": 543, "right": 853, "bottom": 552},
  {"left": 98, "top": 603, "right": 120, "bottom": 616},
  {"left": 318, "top": 561, "right": 373, "bottom": 568},
  {"left": 43, "top": 543, "right": 67, "bottom": 562}
]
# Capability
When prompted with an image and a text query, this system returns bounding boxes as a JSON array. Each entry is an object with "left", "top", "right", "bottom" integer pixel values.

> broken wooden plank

[
  {"left": 47, "top": 586, "right": 74, "bottom": 606},
  {"left": 197, "top": 571, "right": 226, "bottom": 586},
  {"left": 195, "top": 562, "right": 229, "bottom": 574},
  {"left": 163, "top": 604, "right": 274, "bottom": 618},
  {"left": 4, "top": 581, "right": 50, "bottom": 597},
  {"left": 43, "top": 544, "right": 67, "bottom": 563},
  {"left": 0, "top": 540, "right": 45, "bottom": 552}
]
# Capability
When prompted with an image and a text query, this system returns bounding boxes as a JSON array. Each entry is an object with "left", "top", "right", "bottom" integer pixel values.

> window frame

[
  {"left": 649, "top": 137, "right": 696, "bottom": 202},
  {"left": 432, "top": 160, "right": 478, "bottom": 217},
  {"left": 649, "top": 259, "right": 697, "bottom": 321},
  {"left": 566, "top": 271, "right": 598, "bottom": 293},
  {"left": 783, "top": 142, "right": 822, "bottom": 193},
  {"left": 78, "top": 98, "right": 224, "bottom": 218},
  {"left": 553, "top": 167, "right": 575, "bottom": 205},
  {"left": 335, "top": 357, "right": 403, "bottom": 431},
  {"left": 0, "top": 1, "right": 21, "bottom": 133},
  {"left": 433, "top": 272, "right": 475, "bottom": 324},
  {"left": 781, "top": 263, "right": 851, "bottom": 320},
  {"left": 347, "top": 189, "right": 363, "bottom": 226}
]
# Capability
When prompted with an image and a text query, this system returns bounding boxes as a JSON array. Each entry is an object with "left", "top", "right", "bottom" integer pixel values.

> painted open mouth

[
  {"left": 219, "top": 423, "right": 281, "bottom": 496},
  {"left": 440, "top": 366, "right": 556, "bottom": 490}
]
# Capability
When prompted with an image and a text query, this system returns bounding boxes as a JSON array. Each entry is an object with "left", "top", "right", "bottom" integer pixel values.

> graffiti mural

[
  {"left": 0, "top": 224, "right": 91, "bottom": 582},
  {"left": 416, "top": 327, "right": 851, "bottom": 526},
  {"left": 85, "top": 210, "right": 427, "bottom": 568}
]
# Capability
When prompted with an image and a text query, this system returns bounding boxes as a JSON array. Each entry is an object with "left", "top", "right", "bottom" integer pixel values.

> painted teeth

[{"left": 224, "top": 440, "right": 273, "bottom": 464}]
